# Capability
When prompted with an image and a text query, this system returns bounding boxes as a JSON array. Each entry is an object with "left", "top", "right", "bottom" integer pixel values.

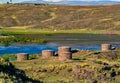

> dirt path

[{"left": 41, "top": 12, "right": 57, "bottom": 23}]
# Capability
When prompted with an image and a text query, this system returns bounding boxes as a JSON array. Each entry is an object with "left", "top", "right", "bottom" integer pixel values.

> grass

[
  {"left": 0, "top": 50, "right": 120, "bottom": 83},
  {"left": 0, "top": 27, "right": 114, "bottom": 34},
  {"left": 0, "top": 60, "right": 42, "bottom": 83},
  {"left": 4, "top": 50, "right": 119, "bottom": 83},
  {"left": 1, "top": 28, "right": 120, "bottom": 45},
  {"left": 0, "top": 4, "right": 120, "bottom": 31},
  {"left": 0, "top": 4, "right": 120, "bottom": 82},
  {"left": 0, "top": 36, "right": 47, "bottom": 46}
]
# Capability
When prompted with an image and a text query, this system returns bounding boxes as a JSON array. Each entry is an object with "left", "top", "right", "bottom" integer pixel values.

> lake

[
  {"left": 15, "top": 33, "right": 120, "bottom": 44},
  {"left": 0, "top": 43, "right": 120, "bottom": 56},
  {"left": 1, "top": 33, "right": 120, "bottom": 56}
]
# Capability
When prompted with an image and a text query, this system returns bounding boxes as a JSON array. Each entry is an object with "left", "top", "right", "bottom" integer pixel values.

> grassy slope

[
  {"left": 0, "top": 4, "right": 120, "bottom": 32},
  {"left": 0, "top": 4, "right": 120, "bottom": 83},
  {"left": 10, "top": 50, "right": 120, "bottom": 83}
]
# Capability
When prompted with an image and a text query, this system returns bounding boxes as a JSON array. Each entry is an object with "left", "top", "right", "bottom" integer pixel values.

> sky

[
  {"left": 1, "top": 0, "right": 120, "bottom": 3},
  {"left": 43, "top": 0, "right": 120, "bottom": 2}
]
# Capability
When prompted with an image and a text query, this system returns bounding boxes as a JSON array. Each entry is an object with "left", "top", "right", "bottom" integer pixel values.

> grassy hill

[
  {"left": 1, "top": 50, "right": 120, "bottom": 83},
  {"left": 0, "top": 4, "right": 120, "bottom": 31}
]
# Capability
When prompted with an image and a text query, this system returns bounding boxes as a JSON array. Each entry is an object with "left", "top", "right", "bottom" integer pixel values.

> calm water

[
  {"left": 15, "top": 34, "right": 120, "bottom": 44},
  {"left": 0, "top": 43, "right": 120, "bottom": 56},
  {"left": 1, "top": 33, "right": 120, "bottom": 56}
]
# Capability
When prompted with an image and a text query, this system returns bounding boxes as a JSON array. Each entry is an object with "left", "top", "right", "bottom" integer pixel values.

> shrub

[
  {"left": 0, "top": 37, "right": 47, "bottom": 46},
  {"left": 1, "top": 54, "right": 16, "bottom": 61},
  {"left": 29, "top": 54, "right": 37, "bottom": 60},
  {"left": 67, "top": 68, "right": 72, "bottom": 72}
]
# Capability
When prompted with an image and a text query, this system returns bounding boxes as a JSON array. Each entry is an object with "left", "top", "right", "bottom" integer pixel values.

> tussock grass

[
  {"left": 9, "top": 50, "right": 120, "bottom": 83},
  {"left": 0, "top": 4, "right": 120, "bottom": 31}
]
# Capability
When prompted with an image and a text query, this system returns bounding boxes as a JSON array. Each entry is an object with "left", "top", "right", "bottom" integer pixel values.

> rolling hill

[{"left": 0, "top": 4, "right": 120, "bottom": 30}]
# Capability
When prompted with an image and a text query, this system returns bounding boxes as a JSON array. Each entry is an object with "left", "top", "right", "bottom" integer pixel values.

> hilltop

[{"left": 0, "top": 4, "right": 120, "bottom": 31}]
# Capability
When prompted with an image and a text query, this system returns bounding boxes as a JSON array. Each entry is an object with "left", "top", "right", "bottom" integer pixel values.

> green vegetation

[
  {"left": 1, "top": 4, "right": 120, "bottom": 45},
  {"left": 0, "top": 4, "right": 120, "bottom": 32},
  {"left": 1, "top": 28, "right": 120, "bottom": 45},
  {"left": 5, "top": 50, "right": 119, "bottom": 83},
  {"left": 0, "top": 37, "right": 47, "bottom": 46},
  {"left": 1, "top": 4, "right": 120, "bottom": 83},
  {"left": 0, "top": 54, "right": 39, "bottom": 61},
  {"left": 0, "top": 50, "right": 120, "bottom": 83},
  {"left": 0, "top": 60, "right": 42, "bottom": 83},
  {"left": 1, "top": 54, "right": 16, "bottom": 61},
  {"left": 0, "top": 27, "right": 106, "bottom": 34}
]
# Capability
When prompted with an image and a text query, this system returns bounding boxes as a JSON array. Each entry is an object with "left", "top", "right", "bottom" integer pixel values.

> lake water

[
  {"left": 0, "top": 43, "right": 120, "bottom": 56},
  {"left": 1, "top": 33, "right": 120, "bottom": 56}
]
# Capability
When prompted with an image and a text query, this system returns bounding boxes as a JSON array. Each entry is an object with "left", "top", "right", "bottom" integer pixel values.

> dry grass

[
  {"left": 0, "top": 4, "right": 120, "bottom": 30},
  {"left": 9, "top": 50, "right": 120, "bottom": 83},
  {"left": 114, "top": 21, "right": 120, "bottom": 26}
]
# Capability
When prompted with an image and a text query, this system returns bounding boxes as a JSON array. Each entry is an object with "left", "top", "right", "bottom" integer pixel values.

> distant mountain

[
  {"left": 22, "top": 0, "right": 120, "bottom": 5},
  {"left": 48, "top": 1, "right": 120, "bottom": 5}
]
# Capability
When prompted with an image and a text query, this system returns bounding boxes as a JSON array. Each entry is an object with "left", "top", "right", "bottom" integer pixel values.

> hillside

[
  {"left": 1, "top": 50, "right": 120, "bottom": 83},
  {"left": 0, "top": 4, "right": 120, "bottom": 30}
]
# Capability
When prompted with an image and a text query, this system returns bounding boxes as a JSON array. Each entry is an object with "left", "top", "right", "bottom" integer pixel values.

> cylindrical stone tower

[
  {"left": 17, "top": 53, "right": 29, "bottom": 61},
  {"left": 42, "top": 50, "right": 55, "bottom": 58},
  {"left": 58, "top": 52, "right": 72, "bottom": 61},
  {"left": 58, "top": 46, "right": 71, "bottom": 53},
  {"left": 101, "top": 44, "right": 111, "bottom": 51},
  {"left": 58, "top": 46, "right": 72, "bottom": 61}
]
